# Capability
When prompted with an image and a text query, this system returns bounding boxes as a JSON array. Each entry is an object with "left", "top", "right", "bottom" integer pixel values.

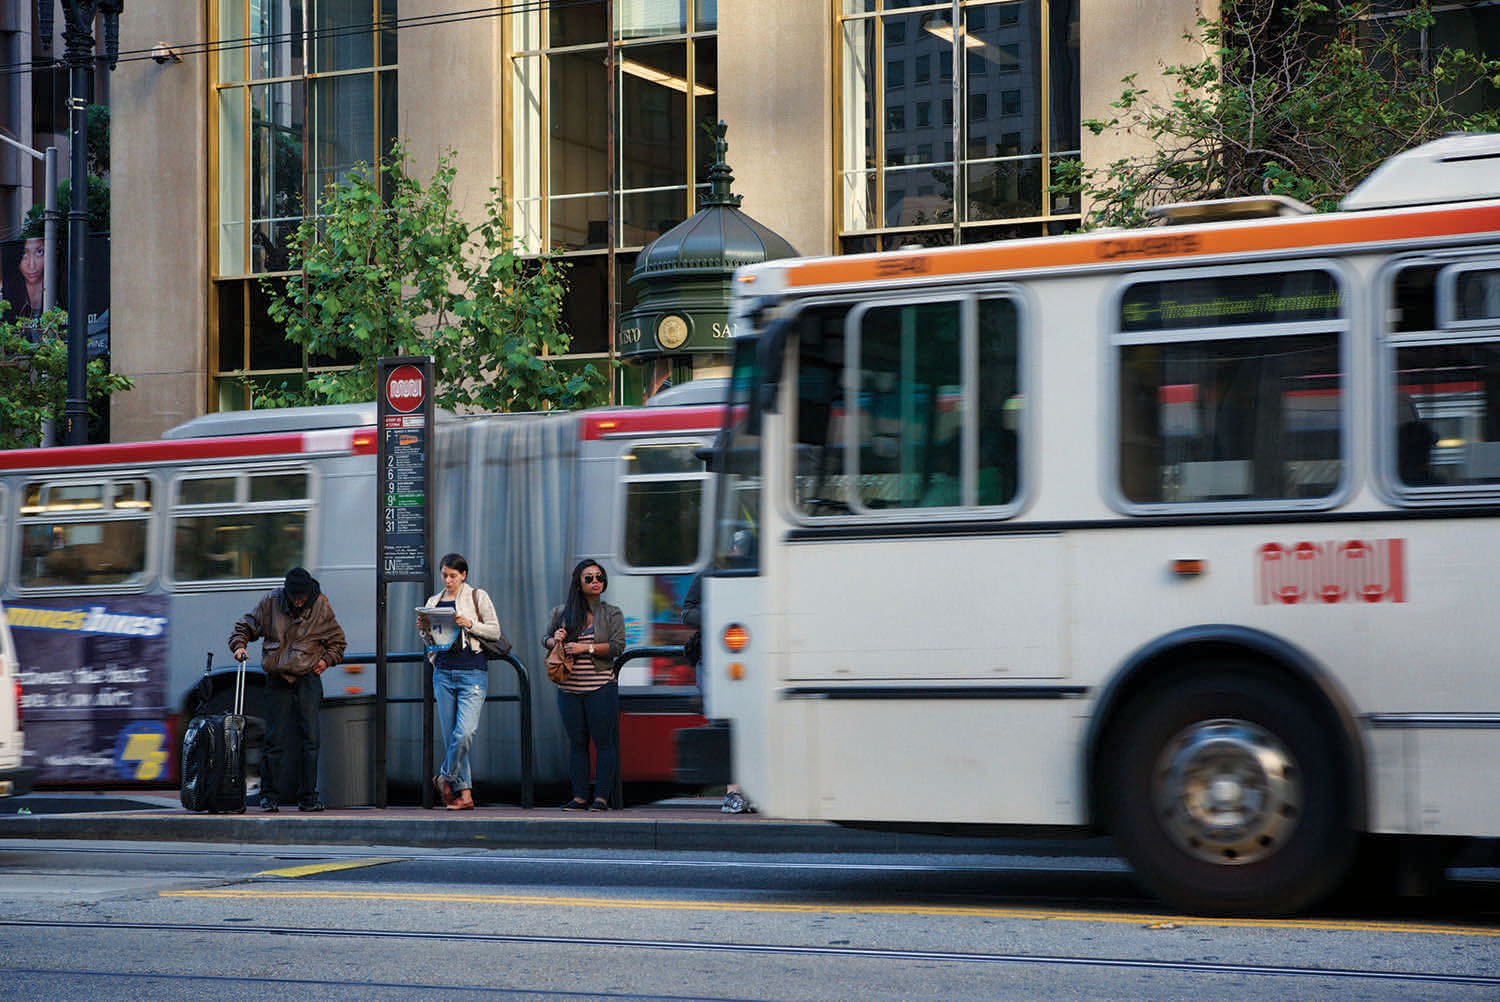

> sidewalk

[{"left": 0, "top": 790, "right": 1113, "bottom": 858}]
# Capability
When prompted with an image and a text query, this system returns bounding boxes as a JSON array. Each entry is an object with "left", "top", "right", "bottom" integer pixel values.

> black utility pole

[{"left": 44, "top": 0, "right": 121, "bottom": 445}]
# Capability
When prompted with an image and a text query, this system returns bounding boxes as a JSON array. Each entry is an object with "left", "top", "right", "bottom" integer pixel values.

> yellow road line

[
  {"left": 161, "top": 888, "right": 1500, "bottom": 937},
  {"left": 254, "top": 857, "right": 405, "bottom": 878}
]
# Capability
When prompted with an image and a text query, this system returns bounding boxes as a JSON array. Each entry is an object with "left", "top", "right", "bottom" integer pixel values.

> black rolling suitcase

[{"left": 180, "top": 652, "right": 247, "bottom": 814}]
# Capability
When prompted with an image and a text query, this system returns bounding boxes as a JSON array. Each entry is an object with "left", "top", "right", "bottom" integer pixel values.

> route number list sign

[{"left": 376, "top": 357, "right": 434, "bottom": 583}]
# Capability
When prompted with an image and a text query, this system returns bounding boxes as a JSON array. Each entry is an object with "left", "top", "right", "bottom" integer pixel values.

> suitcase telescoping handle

[{"left": 204, "top": 650, "right": 248, "bottom": 717}]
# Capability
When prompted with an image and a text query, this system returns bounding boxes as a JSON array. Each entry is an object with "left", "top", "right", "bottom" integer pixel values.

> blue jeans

[
  {"left": 434, "top": 668, "right": 487, "bottom": 791},
  {"left": 556, "top": 682, "right": 619, "bottom": 804}
]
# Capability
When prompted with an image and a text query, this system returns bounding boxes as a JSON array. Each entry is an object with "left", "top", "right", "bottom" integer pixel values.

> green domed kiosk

[{"left": 619, "top": 122, "right": 798, "bottom": 400}]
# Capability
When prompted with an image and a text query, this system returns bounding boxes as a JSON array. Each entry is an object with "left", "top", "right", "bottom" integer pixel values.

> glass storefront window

[
  {"left": 213, "top": 1, "right": 397, "bottom": 404},
  {"left": 838, "top": 0, "right": 1080, "bottom": 247}
]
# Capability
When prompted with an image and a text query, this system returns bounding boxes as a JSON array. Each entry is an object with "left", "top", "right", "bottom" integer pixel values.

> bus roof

[
  {"left": 744, "top": 135, "right": 1500, "bottom": 294},
  {"left": 163, "top": 402, "right": 377, "bottom": 439},
  {"left": 761, "top": 197, "right": 1500, "bottom": 292}
]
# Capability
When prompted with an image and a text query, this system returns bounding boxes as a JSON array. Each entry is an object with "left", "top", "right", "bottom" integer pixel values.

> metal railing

[
  {"left": 350, "top": 649, "right": 535, "bottom": 809},
  {"left": 607, "top": 645, "right": 688, "bottom": 808}
]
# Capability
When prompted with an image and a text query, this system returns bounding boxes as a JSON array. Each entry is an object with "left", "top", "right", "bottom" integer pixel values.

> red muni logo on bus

[
  {"left": 1256, "top": 539, "right": 1406, "bottom": 605},
  {"left": 385, "top": 364, "right": 426, "bottom": 413}
]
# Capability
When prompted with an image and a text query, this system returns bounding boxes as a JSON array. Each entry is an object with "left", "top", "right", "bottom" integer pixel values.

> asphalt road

[{"left": 1, "top": 838, "right": 1497, "bottom": 1001}]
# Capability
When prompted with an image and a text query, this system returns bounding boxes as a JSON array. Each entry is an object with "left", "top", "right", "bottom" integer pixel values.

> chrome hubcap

[{"left": 1153, "top": 719, "right": 1300, "bottom": 865}]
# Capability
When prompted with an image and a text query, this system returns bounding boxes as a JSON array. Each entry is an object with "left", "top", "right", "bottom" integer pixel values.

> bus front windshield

[{"left": 711, "top": 336, "right": 762, "bottom": 573}]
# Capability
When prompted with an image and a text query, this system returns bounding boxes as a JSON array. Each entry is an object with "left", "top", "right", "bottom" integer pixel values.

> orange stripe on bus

[{"left": 784, "top": 203, "right": 1500, "bottom": 288}]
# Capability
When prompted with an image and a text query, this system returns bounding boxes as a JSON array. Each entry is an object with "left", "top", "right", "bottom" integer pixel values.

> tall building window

[
  {"left": 211, "top": 0, "right": 397, "bottom": 409},
  {"left": 839, "top": 0, "right": 1080, "bottom": 251},
  {"left": 509, "top": 0, "right": 718, "bottom": 368}
]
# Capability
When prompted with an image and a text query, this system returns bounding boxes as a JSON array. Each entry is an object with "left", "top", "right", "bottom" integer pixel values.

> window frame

[
  {"left": 14, "top": 473, "right": 159, "bottom": 594},
  {"left": 1106, "top": 260, "right": 1355, "bottom": 517},
  {"left": 780, "top": 285, "right": 1030, "bottom": 526},
  {"left": 1379, "top": 253, "right": 1500, "bottom": 506},
  {"left": 614, "top": 437, "right": 716, "bottom": 574},
  {"left": 167, "top": 463, "right": 320, "bottom": 590}
]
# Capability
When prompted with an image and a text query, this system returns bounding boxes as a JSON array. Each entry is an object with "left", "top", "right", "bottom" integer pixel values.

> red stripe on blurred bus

[
  {"left": 0, "top": 432, "right": 343, "bottom": 471},
  {"left": 579, "top": 407, "right": 725, "bottom": 440}
]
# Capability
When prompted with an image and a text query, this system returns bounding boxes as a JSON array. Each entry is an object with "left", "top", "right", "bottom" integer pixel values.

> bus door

[{"left": 767, "top": 295, "right": 1073, "bottom": 820}]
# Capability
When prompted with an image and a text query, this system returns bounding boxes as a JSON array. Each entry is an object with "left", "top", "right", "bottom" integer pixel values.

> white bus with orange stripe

[
  {"left": 0, "top": 389, "right": 726, "bottom": 797},
  {"left": 699, "top": 134, "right": 1500, "bottom": 915}
]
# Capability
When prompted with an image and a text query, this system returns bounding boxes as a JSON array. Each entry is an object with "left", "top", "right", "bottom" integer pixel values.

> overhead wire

[{"left": 0, "top": 0, "right": 600, "bottom": 80}]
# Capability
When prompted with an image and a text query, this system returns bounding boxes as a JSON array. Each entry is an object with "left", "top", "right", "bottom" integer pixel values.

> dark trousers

[
  {"left": 556, "top": 682, "right": 619, "bottom": 803},
  {"left": 263, "top": 671, "right": 323, "bottom": 804}
]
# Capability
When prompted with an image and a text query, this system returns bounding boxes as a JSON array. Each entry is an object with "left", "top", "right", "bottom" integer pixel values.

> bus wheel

[{"left": 1102, "top": 668, "right": 1355, "bottom": 916}]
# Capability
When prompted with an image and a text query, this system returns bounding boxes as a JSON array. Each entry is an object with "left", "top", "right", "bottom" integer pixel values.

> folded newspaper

[{"left": 416, "top": 606, "right": 459, "bottom": 656}]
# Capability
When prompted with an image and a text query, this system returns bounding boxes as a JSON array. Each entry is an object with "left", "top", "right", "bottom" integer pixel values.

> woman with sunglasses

[{"left": 543, "top": 559, "right": 627, "bottom": 811}]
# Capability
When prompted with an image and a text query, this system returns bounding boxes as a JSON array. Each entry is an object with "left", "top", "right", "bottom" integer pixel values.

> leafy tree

[
  {"left": 257, "top": 146, "right": 606, "bottom": 412},
  {"left": 0, "top": 308, "right": 134, "bottom": 449},
  {"left": 1057, "top": 1, "right": 1500, "bottom": 229}
]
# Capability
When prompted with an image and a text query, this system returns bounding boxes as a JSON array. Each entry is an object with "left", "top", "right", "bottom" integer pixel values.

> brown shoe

[
  {"left": 433, "top": 774, "right": 455, "bottom": 807},
  {"left": 447, "top": 788, "right": 474, "bottom": 810}
]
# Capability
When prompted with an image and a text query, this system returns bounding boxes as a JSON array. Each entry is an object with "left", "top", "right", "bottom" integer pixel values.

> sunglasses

[{"left": 581, "top": 573, "right": 604, "bottom": 583}]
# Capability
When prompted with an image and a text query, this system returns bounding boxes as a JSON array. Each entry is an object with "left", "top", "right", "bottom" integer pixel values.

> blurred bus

[
  {"left": 0, "top": 385, "right": 725, "bottom": 796},
  {"left": 698, "top": 134, "right": 1500, "bottom": 916}
]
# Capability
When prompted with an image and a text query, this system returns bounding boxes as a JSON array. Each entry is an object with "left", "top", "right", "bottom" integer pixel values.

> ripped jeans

[{"left": 433, "top": 667, "right": 487, "bottom": 791}]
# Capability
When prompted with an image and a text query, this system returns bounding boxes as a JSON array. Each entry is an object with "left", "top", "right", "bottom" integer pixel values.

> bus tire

[{"left": 1101, "top": 666, "right": 1356, "bottom": 916}]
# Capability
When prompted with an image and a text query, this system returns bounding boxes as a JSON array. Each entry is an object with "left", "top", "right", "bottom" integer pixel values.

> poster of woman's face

[{"left": 1, "top": 236, "right": 51, "bottom": 325}]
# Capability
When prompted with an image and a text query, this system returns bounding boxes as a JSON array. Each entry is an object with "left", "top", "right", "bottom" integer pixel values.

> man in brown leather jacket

[{"left": 229, "top": 567, "right": 347, "bottom": 812}]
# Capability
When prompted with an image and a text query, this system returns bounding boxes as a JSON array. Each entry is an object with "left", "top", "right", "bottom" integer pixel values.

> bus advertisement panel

[{"left": 9, "top": 594, "right": 170, "bottom": 783}]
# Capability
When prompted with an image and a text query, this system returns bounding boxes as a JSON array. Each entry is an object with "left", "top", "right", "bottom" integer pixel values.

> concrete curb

[{"left": 0, "top": 808, "right": 1114, "bottom": 857}]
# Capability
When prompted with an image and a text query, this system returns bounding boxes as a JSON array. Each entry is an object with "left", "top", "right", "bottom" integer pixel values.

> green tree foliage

[
  {"left": 0, "top": 309, "right": 134, "bottom": 450},
  {"left": 258, "top": 147, "right": 606, "bottom": 412},
  {"left": 1058, "top": 1, "right": 1500, "bottom": 228}
]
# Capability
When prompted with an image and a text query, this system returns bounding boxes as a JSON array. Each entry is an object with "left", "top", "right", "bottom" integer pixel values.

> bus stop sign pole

[{"left": 375, "top": 356, "right": 435, "bottom": 808}]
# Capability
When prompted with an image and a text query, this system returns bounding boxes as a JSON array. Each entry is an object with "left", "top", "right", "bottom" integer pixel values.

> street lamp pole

[{"left": 46, "top": 0, "right": 121, "bottom": 445}]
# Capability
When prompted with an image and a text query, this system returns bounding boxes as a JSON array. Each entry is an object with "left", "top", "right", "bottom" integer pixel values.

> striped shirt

[{"left": 559, "top": 623, "right": 613, "bottom": 693}]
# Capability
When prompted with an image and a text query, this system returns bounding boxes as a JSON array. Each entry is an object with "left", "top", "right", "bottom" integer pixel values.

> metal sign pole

[{"left": 375, "top": 356, "right": 435, "bottom": 807}]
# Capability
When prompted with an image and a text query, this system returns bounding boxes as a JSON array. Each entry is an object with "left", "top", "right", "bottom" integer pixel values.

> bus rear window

[{"left": 620, "top": 444, "right": 706, "bottom": 570}]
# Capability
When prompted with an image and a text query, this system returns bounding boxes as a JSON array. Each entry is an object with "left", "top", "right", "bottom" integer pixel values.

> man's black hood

[{"left": 280, "top": 567, "right": 321, "bottom": 616}]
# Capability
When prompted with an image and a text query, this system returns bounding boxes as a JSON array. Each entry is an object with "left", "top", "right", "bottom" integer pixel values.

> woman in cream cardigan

[{"left": 418, "top": 553, "right": 502, "bottom": 809}]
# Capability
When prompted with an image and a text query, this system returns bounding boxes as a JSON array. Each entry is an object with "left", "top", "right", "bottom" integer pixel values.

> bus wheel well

[
  {"left": 1086, "top": 638, "right": 1365, "bottom": 915},
  {"left": 1087, "top": 637, "right": 1364, "bottom": 837}
]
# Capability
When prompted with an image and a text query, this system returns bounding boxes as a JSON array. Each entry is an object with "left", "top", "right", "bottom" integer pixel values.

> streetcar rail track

[{"left": 2, "top": 918, "right": 1497, "bottom": 989}]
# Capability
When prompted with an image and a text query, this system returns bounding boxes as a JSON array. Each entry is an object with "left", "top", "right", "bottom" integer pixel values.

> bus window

[
  {"left": 620, "top": 444, "right": 706, "bottom": 570},
  {"left": 1116, "top": 269, "right": 1345, "bottom": 507},
  {"left": 18, "top": 479, "right": 153, "bottom": 588},
  {"left": 1388, "top": 261, "right": 1500, "bottom": 490},
  {"left": 791, "top": 297, "right": 1022, "bottom": 515},
  {"left": 857, "top": 300, "right": 964, "bottom": 509},
  {"left": 713, "top": 336, "right": 764, "bottom": 572},
  {"left": 171, "top": 469, "right": 311, "bottom": 583}
]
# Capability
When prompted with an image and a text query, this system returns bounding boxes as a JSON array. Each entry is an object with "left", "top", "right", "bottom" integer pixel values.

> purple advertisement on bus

[{"left": 6, "top": 595, "right": 170, "bottom": 784}]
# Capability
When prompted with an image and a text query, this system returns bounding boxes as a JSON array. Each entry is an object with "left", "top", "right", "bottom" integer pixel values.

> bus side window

[
  {"left": 793, "top": 306, "right": 854, "bottom": 516},
  {"left": 171, "top": 469, "right": 312, "bottom": 583},
  {"left": 18, "top": 479, "right": 153, "bottom": 588},
  {"left": 620, "top": 443, "right": 707, "bottom": 569},
  {"left": 977, "top": 298, "right": 1021, "bottom": 506},
  {"left": 1390, "top": 263, "right": 1500, "bottom": 490},
  {"left": 1116, "top": 269, "right": 1345, "bottom": 507}
]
